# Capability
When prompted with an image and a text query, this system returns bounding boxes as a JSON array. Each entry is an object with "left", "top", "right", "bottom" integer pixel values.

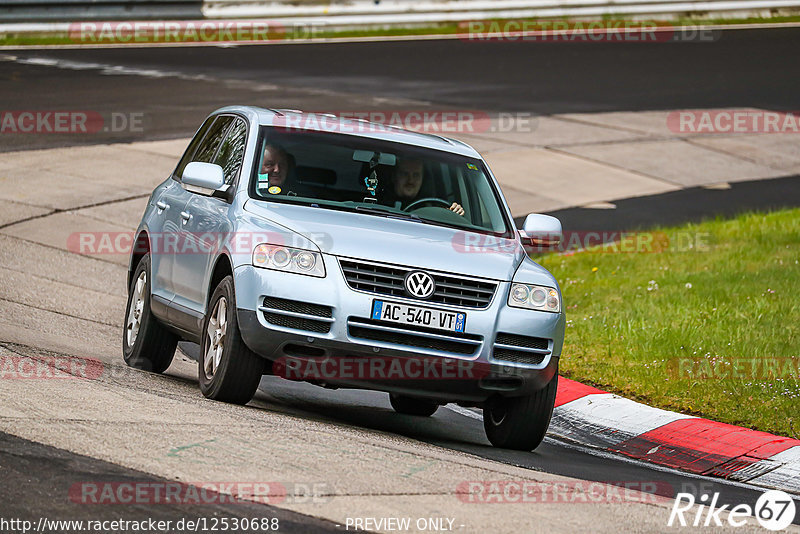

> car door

[
  {"left": 171, "top": 116, "right": 247, "bottom": 323},
  {"left": 148, "top": 116, "right": 214, "bottom": 303},
  {"left": 153, "top": 116, "right": 235, "bottom": 308},
  {"left": 149, "top": 180, "right": 190, "bottom": 305}
]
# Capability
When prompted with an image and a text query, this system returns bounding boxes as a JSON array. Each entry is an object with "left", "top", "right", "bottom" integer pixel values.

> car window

[
  {"left": 194, "top": 116, "right": 234, "bottom": 164},
  {"left": 173, "top": 117, "right": 215, "bottom": 180},
  {"left": 213, "top": 118, "right": 247, "bottom": 185},
  {"left": 250, "top": 127, "right": 512, "bottom": 237}
]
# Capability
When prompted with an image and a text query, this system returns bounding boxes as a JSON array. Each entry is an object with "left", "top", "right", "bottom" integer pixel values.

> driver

[
  {"left": 387, "top": 158, "right": 465, "bottom": 215},
  {"left": 258, "top": 143, "right": 296, "bottom": 195}
]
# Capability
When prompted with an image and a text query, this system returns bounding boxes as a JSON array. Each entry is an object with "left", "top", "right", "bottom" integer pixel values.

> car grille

[
  {"left": 339, "top": 259, "right": 497, "bottom": 309},
  {"left": 491, "top": 333, "right": 551, "bottom": 366},
  {"left": 260, "top": 297, "right": 333, "bottom": 334},
  {"left": 347, "top": 318, "right": 482, "bottom": 355}
]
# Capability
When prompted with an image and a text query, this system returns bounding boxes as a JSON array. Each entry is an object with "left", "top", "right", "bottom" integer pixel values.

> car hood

[{"left": 243, "top": 200, "right": 528, "bottom": 281}]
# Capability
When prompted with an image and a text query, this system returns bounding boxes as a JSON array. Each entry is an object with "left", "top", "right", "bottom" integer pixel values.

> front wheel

[
  {"left": 199, "top": 275, "right": 264, "bottom": 405},
  {"left": 389, "top": 394, "right": 439, "bottom": 417},
  {"left": 122, "top": 253, "right": 178, "bottom": 373},
  {"left": 483, "top": 374, "right": 558, "bottom": 451}
]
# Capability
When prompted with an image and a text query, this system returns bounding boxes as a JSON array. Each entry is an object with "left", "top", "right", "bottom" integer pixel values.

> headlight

[
  {"left": 508, "top": 283, "right": 560, "bottom": 313},
  {"left": 252, "top": 244, "right": 326, "bottom": 277}
]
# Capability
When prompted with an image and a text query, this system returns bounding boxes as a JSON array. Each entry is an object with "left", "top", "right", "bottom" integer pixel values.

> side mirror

[
  {"left": 521, "top": 214, "right": 562, "bottom": 248},
  {"left": 182, "top": 162, "right": 228, "bottom": 198}
]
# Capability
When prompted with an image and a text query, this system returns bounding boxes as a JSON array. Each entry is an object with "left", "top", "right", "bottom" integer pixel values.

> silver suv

[{"left": 123, "top": 106, "right": 565, "bottom": 451}]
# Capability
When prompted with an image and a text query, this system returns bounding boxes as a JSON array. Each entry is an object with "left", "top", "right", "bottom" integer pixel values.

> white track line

[{"left": 445, "top": 404, "right": 483, "bottom": 420}]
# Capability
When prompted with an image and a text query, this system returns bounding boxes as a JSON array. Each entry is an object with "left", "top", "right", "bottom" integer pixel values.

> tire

[
  {"left": 483, "top": 374, "right": 558, "bottom": 451},
  {"left": 389, "top": 394, "right": 439, "bottom": 417},
  {"left": 199, "top": 275, "right": 264, "bottom": 405},
  {"left": 122, "top": 253, "right": 178, "bottom": 373}
]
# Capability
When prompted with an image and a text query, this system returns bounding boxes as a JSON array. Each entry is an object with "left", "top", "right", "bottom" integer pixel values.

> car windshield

[{"left": 249, "top": 126, "right": 512, "bottom": 236}]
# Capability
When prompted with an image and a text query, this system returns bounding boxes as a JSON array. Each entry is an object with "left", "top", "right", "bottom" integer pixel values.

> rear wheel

[
  {"left": 122, "top": 253, "right": 178, "bottom": 373},
  {"left": 483, "top": 374, "right": 558, "bottom": 451},
  {"left": 389, "top": 394, "right": 439, "bottom": 417},
  {"left": 199, "top": 275, "right": 264, "bottom": 405}
]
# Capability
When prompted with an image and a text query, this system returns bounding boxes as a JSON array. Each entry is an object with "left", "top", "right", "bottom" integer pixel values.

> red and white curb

[
  {"left": 447, "top": 377, "right": 799, "bottom": 495},
  {"left": 549, "top": 378, "right": 800, "bottom": 495}
]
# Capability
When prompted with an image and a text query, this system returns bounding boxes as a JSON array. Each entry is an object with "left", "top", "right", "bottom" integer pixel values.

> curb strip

[{"left": 551, "top": 378, "right": 800, "bottom": 495}]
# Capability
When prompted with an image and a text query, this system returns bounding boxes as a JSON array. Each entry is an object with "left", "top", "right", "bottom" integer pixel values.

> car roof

[{"left": 213, "top": 105, "right": 482, "bottom": 159}]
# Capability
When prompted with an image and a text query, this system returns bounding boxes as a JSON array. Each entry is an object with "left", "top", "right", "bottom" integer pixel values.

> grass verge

[{"left": 537, "top": 209, "right": 800, "bottom": 437}]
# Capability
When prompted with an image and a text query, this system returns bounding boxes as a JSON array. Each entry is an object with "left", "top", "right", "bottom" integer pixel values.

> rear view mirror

[
  {"left": 521, "top": 214, "right": 562, "bottom": 248},
  {"left": 296, "top": 166, "right": 337, "bottom": 185},
  {"left": 352, "top": 150, "right": 396, "bottom": 166}
]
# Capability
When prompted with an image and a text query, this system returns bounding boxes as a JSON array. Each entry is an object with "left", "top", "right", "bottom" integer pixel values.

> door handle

[
  {"left": 180, "top": 211, "right": 192, "bottom": 222},
  {"left": 156, "top": 201, "right": 169, "bottom": 211}
]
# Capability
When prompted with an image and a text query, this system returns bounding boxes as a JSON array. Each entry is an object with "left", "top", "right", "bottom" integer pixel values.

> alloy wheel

[{"left": 204, "top": 296, "right": 228, "bottom": 379}]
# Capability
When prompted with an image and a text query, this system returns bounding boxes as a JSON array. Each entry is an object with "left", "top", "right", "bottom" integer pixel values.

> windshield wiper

[{"left": 355, "top": 206, "right": 422, "bottom": 222}]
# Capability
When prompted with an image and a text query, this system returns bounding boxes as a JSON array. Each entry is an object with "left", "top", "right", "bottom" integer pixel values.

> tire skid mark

[
  {"left": 0, "top": 296, "right": 118, "bottom": 327},
  {"left": 0, "top": 192, "right": 149, "bottom": 231}
]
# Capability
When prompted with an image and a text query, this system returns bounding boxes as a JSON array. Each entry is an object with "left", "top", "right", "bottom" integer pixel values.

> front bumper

[{"left": 234, "top": 257, "right": 564, "bottom": 403}]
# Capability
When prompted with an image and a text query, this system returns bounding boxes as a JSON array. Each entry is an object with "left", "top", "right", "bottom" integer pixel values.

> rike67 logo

[{"left": 669, "top": 490, "right": 796, "bottom": 531}]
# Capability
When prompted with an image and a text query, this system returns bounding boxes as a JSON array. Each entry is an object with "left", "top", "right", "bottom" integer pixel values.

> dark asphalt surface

[
  {"left": 1, "top": 26, "right": 799, "bottom": 151},
  {"left": 0, "top": 430, "right": 344, "bottom": 532},
  {"left": 525, "top": 174, "right": 800, "bottom": 232}
]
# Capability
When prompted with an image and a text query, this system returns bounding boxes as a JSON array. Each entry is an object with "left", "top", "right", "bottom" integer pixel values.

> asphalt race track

[
  {"left": 0, "top": 430, "right": 342, "bottom": 532},
  {"left": 1, "top": 27, "right": 799, "bottom": 531},
  {"left": 1, "top": 26, "right": 799, "bottom": 151}
]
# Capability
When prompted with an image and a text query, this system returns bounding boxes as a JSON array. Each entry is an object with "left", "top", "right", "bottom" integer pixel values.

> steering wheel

[{"left": 404, "top": 197, "right": 452, "bottom": 212}]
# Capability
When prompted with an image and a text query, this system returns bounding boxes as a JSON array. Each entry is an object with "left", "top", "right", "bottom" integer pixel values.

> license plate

[{"left": 371, "top": 300, "right": 466, "bottom": 333}]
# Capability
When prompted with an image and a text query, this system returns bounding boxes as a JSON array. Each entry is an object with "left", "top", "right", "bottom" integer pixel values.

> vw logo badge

[{"left": 405, "top": 271, "right": 435, "bottom": 299}]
